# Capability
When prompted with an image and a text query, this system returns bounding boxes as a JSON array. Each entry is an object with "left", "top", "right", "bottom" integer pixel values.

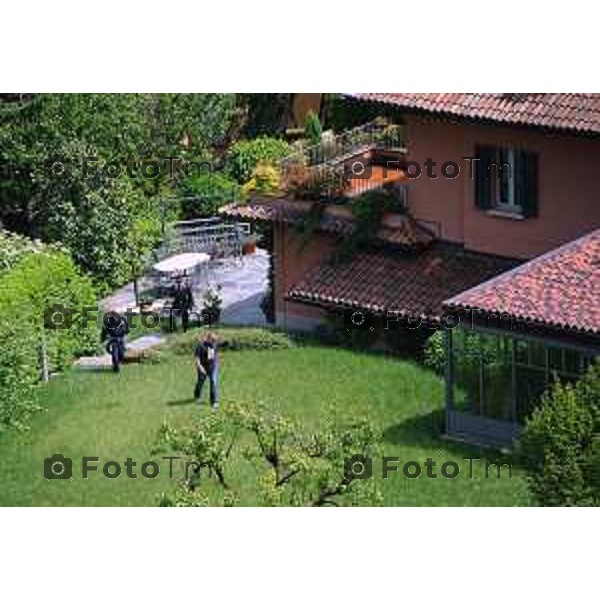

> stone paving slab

[
  {"left": 74, "top": 334, "right": 166, "bottom": 370},
  {"left": 102, "top": 250, "right": 269, "bottom": 327}
]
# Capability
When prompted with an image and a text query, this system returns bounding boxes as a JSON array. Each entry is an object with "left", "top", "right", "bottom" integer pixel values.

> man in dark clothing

[
  {"left": 194, "top": 331, "right": 219, "bottom": 409},
  {"left": 180, "top": 281, "right": 194, "bottom": 333},
  {"left": 172, "top": 281, "right": 195, "bottom": 333},
  {"left": 101, "top": 312, "right": 129, "bottom": 372}
]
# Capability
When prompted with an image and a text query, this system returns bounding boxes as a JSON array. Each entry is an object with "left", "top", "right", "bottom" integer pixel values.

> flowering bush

[
  {"left": 226, "top": 136, "right": 291, "bottom": 183},
  {"left": 242, "top": 162, "right": 281, "bottom": 196}
]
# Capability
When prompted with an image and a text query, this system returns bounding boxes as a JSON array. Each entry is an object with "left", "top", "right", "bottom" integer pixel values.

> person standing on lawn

[{"left": 194, "top": 331, "right": 219, "bottom": 409}]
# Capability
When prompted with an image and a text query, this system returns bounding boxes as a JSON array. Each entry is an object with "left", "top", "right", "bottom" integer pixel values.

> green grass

[{"left": 0, "top": 342, "right": 533, "bottom": 506}]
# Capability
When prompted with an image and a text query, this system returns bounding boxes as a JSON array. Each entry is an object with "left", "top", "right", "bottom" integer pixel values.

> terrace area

[
  {"left": 221, "top": 118, "right": 417, "bottom": 249},
  {"left": 278, "top": 118, "right": 408, "bottom": 200}
]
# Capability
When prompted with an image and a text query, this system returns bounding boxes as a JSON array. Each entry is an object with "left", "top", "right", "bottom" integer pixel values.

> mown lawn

[{"left": 0, "top": 340, "right": 533, "bottom": 506}]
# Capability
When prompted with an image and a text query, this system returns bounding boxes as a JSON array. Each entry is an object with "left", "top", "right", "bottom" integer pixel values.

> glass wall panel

[{"left": 450, "top": 329, "right": 595, "bottom": 424}]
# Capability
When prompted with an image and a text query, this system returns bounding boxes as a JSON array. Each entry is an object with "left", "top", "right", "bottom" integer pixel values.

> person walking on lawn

[{"left": 194, "top": 331, "right": 219, "bottom": 409}]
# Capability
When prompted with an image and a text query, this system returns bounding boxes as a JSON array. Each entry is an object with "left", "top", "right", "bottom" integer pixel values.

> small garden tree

[
  {"left": 157, "top": 402, "right": 382, "bottom": 507},
  {"left": 304, "top": 110, "right": 323, "bottom": 145},
  {"left": 519, "top": 361, "right": 600, "bottom": 506}
]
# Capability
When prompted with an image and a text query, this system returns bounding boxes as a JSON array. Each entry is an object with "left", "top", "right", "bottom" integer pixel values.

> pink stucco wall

[
  {"left": 274, "top": 222, "right": 335, "bottom": 328},
  {"left": 404, "top": 114, "right": 600, "bottom": 258},
  {"left": 275, "top": 114, "right": 600, "bottom": 328}
]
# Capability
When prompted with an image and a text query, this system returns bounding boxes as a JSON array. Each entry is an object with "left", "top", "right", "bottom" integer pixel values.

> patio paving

[
  {"left": 74, "top": 334, "right": 167, "bottom": 370},
  {"left": 102, "top": 249, "right": 269, "bottom": 327}
]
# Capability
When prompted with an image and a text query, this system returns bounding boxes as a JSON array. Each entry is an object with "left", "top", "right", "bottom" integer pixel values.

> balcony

[{"left": 279, "top": 119, "right": 407, "bottom": 201}]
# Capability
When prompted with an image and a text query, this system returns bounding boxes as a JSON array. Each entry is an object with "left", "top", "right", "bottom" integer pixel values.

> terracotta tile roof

[
  {"left": 445, "top": 229, "right": 600, "bottom": 335},
  {"left": 220, "top": 199, "right": 436, "bottom": 248},
  {"left": 347, "top": 93, "right": 600, "bottom": 135},
  {"left": 286, "top": 244, "right": 517, "bottom": 318}
]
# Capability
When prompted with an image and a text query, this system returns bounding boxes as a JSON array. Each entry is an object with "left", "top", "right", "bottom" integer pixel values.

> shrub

[
  {"left": 226, "top": 136, "right": 291, "bottom": 183},
  {"left": 0, "top": 293, "right": 40, "bottom": 431},
  {"left": 2, "top": 251, "right": 98, "bottom": 368},
  {"left": 241, "top": 162, "right": 281, "bottom": 196},
  {"left": 180, "top": 172, "right": 240, "bottom": 218},
  {"left": 0, "top": 230, "right": 46, "bottom": 273},
  {"left": 519, "top": 362, "right": 600, "bottom": 506},
  {"left": 423, "top": 331, "right": 446, "bottom": 374},
  {"left": 318, "top": 312, "right": 380, "bottom": 351},
  {"left": 166, "top": 327, "right": 295, "bottom": 356},
  {"left": 0, "top": 250, "right": 98, "bottom": 432},
  {"left": 304, "top": 110, "right": 323, "bottom": 145},
  {"left": 423, "top": 329, "right": 497, "bottom": 375}
]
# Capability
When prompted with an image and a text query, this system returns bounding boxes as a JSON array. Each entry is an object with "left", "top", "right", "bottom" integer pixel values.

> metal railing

[
  {"left": 281, "top": 119, "right": 405, "bottom": 170},
  {"left": 158, "top": 217, "right": 251, "bottom": 260},
  {"left": 279, "top": 119, "right": 406, "bottom": 200}
]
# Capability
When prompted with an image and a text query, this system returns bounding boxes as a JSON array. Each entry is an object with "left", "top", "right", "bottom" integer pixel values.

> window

[
  {"left": 494, "top": 148, "right": 517, "bottom": 210},
  {"left": 474, "top": 145, "right": 538, "bottom": 218},
  {"left": 450, "top": 330, "right": 595, "bottom": 424}
]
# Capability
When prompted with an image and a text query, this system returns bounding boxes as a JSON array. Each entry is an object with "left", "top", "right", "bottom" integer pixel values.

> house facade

[{"left": 223, "top": 93, "right": 600, "bottom": 446}]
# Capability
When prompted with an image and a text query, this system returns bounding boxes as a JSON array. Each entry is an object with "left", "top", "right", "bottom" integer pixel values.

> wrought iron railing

[
  {"left": 279, "top": 119, "right": 406, "bottom": 200},
  {"left": 281, "top": 119, "right": 405, "bottom": 170},
  {"left": 158, "top": 217, "right": 251, "bottom": 259}
]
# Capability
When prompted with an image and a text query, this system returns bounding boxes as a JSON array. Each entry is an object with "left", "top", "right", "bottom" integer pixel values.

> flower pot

[{"left": 242, "top": 241, "right": 257, "bottom": 255}]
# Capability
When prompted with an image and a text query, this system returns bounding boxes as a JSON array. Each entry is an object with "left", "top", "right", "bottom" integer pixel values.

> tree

[
  {"left": 0, "top": 241, "right": 98, "bottom": 431},
  {"left": 180, "top": 171, "right": 240, "bottom": 219},
  {"left": 37, "top": 146, "right": 162, "bottom": 293},
  {"left": 157, "top": 402, "right": 382, "bottom": 507},
  {"left": 304, "top": 110, "right": 323, "bottom": 145},
  {"left": 123, "top": 215, "right": 162, "bottom": 306},
  {"left": 519, "top": 362, "right": 600, "bottom": 506},
  {"left": 0, "top": 94, "right": 240, "bottom": 290},
  {"left": 240, "top": 94, "right": 293, "bottom": 137}
]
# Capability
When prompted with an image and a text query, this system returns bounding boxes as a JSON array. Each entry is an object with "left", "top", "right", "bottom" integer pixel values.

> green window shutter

[
  {"left": 515, "top": 150, "right": 538, "bottom": 218},
  {"left": 474, "top": 145, "right": 494, "bottom": 209}
]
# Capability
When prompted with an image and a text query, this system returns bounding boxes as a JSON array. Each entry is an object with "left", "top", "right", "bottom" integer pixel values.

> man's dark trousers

[{"left": 194, "top": 368, "right": 218, "bottom": 406}]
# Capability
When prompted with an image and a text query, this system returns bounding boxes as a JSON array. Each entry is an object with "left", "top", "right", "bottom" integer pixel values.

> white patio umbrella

[{"left": 153, "top": 252, "right": 210, "bottom": 274}]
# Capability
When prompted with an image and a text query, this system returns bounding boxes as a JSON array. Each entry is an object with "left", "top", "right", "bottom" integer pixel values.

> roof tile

[
  {"left": 445, "top": 229, "right": 600, "bottom": 335},
  {"left": 220, "top": 199, "right": 435, "bottom": 249},
  {"left": 348, "top": 93, "right": 600, "bottom": 135},
  {"left": 287, "top": 244, "right": 517, "bottom": 318}
]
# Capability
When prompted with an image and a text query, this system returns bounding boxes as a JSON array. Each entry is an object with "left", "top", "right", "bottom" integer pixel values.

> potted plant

[
  {"left": 242, "top": 234, "right": 259, "bottom": 255},
  {"left": 138, "top": 293, "right": 154, "bottom": 312},
  {"left": 201, "top": 285, "right": 223, "bottom": 325}
]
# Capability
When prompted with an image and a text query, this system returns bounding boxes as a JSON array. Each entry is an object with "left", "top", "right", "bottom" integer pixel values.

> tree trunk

[
  {"left": 40, "top": 333, "right": 49, "bottom": 382},
  {"left": 133, "top": 276, "right": 139, "bottom": 306}
]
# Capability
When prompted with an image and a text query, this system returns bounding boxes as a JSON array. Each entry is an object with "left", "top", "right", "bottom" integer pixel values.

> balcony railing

[{"left": 279, "top": 119, "right": 406, "bottom": 200}]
